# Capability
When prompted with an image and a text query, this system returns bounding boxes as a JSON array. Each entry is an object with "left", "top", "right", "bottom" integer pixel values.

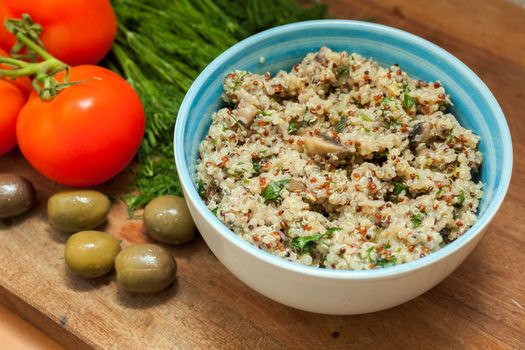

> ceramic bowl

[{"left": 174, "top": 20, "right": 512, "bottom": 314}]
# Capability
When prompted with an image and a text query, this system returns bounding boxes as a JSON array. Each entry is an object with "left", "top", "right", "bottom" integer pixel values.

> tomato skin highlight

[
  {"left": 0, "top": 48, "right": 31, "bottom": 156},
  {"left": 16, "top": 65, "right": 145, "bottom": 187},
  {"left": 0, "top": 0, "right": 116, "bottom": 65}
]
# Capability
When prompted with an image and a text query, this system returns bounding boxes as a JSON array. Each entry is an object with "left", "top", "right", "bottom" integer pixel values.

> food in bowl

[{"left": 196, "top": 47, "right": 483, "bottom": 270}]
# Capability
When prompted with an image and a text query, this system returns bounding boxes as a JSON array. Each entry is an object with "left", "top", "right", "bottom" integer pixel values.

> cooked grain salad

[{"left": 196, "top": 47, "right": 483, "bottom": 270}]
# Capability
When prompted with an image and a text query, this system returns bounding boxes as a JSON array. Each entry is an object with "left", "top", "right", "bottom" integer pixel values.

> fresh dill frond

[{"left": 107, "top": 0, "right": 326, "bottom": 213}]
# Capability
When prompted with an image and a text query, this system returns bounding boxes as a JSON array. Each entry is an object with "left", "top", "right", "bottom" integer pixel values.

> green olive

[
  {"left": 0, "top": 173, "right": 36, "bottom": 219},
  {"left": 64, "top": 231, "right": 121, "bottom": 278},
  {"left": 115, "top": 244, "right": 177, "bottom": 294},
  {"left": 144, "top": 195, "right": 196, "bottom": 244},
  {"left": 48, "top": 190, "right": 110, "bottom": 232}
]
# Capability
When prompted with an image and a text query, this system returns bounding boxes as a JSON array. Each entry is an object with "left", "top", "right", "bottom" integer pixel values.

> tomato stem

[
  {"left": 0, "top": 56, "right": 28, "bottom": 68},
  {"left": 14, "top": 32, "right": 55, "bottom": 62},
  {"left": 0, "top": 58, "right": 63, "bottom": 78},
  {"left": 0, "top": 14, "right": 74, "bottom": 100}
]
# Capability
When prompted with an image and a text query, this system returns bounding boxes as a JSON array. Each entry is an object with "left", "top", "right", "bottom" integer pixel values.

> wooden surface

[{"left": 1, "top": 0, "right": 524, "bottom": 349}]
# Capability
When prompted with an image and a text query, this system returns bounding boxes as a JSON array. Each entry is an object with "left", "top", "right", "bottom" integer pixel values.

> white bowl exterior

[
  {"left": 185, "top": 186, "right": 486, "bottom": 314},
  {"left": 175, "top": 20, "right": 512, "bottom": 315}
]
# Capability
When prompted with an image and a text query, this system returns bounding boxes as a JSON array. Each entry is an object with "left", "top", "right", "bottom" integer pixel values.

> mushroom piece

[
  {"left": 470, "top": 165, "right": 481, "bottom": 183},
  {"left": 439, "top": 227, "right": 451, "bottom": 243},
  {"left": 436, "top": 122, "right": 453, "bottom": 139},
  {"left": 289, "top": 179, "right": 307, "bottom": 193},
  {"left": 302, "top": 134, "right": 350, "bottom": 155},
  {"left": 235, "top": 102, "right": 258, "bottom": 127},
  {"left": 409, "top": 122, "right": 433, "bottom": 144}
]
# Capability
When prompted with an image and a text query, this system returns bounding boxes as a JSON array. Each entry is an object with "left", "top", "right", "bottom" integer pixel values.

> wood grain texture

[{"left": 1, "top": 0, "right": 524, "bottom": 349}]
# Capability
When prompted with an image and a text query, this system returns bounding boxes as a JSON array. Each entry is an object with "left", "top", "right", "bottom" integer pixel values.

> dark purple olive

[{"left": 0, "top": 173, "right": 36, "bottom": 219}]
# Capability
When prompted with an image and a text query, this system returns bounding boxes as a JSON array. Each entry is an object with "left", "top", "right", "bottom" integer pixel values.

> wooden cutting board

[{"left": 1, "top": 1, "right": 524, "bottom": 349}]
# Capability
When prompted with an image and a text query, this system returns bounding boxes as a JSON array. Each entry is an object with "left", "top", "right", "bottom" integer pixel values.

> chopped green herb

[
  {"left": 258, "top": 110, "right": 270, "bottom": 117},
  {"left": 231, "top": 71, "right": 247, "bottom": 91},
  {"left": 381, "top": 97, "right": 391, "bottom": 106},
  {"left": 337, "top": 65, "right": 350, "bottom": 75},
  {"left": 290, "top": 233, "right": 323, "bottom": 254},
  {"left": 371, "top": 227, "right": 381, "bottom": 243},
  {"left": 389, "top": 119, "right": 402, "bottom": 129},
  {"left": 365, "top": 242, "right": 397, "bottom": 268},
  {"left": 220, "top": 122, "right": 229, "bottom": 131},
  {"left": 364, "top": 127, "right": 371, "bottom": 132},
  {"left": 288, "top": 120, "right": 298, "bottom": 134},
  {"left": 228, "top": 114, "right": 244, "bottom": 129},
  {"left": 393, "top": 181, "right": 407, "bottom": 195},
  {"left": 436, "top": 188, "right": 445, "bottom": 197},
  {"left": 366, "top": 245, "right": 375, "bottom": 261},
  {"left": 335, "top": 116, "right": 347, "bottom": 133},
  {"left": 290, "top": 227, "right": 341, "bottom": 254},
  {"left": 375, "top": 255, "right": 397, "bottom": 268},
  {"left": 411, "top": 213, "right": 423, "bottom": 228},
  {"left": 325, "top": 227, "right": 343, "bottom": 236},
  {"left": 262, "top": 179, "right": 290, "bottom": 201},
  {"left": 379, "top": 150, "right": 389, "bottom": 157},
  {"left": 252, "top": 159, "right": 262, "bottom": 174},
  {"left": 402, "top": 93, "right": 415, "bottom": 110},
  {"left": 211, "top": 207, "right": 219, "bottom": 216},
  {"left": 452, "top": 166, "right": 459, "bottom": 178},
  {"left": 358, "top": 112, "right": 373, "bottom": 122},
  {"left": 197, "top": 180, "right": 206, "bottom": 198},
  {"left": 456, "top": 190, "right": 466, "bottom": 209}
]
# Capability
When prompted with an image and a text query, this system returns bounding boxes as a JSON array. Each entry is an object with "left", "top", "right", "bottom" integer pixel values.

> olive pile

[
  {"left": 1, "top": 173, "right": 196, "bottom": 296},
  {"left": 51, "top": 190, "right": 195, "bottom": 294}
]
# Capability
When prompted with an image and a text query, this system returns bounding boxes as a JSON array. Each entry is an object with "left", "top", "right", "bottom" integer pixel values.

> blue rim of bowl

[{"left": 175, "top": 20, "right": 513, "bottom": 280}]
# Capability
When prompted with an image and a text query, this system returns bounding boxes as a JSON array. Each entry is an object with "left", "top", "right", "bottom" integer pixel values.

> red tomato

[
  {"left": 0, "top": 0, "right": 116, "bottom": 66},
  {"left": 16, "top": 65, "right": 145, "bottom": 187},
  {"left": 0, "top": 48, "right": 31, "bottom": 156}
]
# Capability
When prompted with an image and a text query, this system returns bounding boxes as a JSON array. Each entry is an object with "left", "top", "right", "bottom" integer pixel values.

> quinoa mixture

[{"left": 196, "top": 47, "right": 483, "bottom": 270}]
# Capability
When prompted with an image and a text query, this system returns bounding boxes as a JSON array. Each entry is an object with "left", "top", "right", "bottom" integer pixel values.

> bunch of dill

[{"left": 106, "top": 0, "right": 326, "bottom": 213}]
